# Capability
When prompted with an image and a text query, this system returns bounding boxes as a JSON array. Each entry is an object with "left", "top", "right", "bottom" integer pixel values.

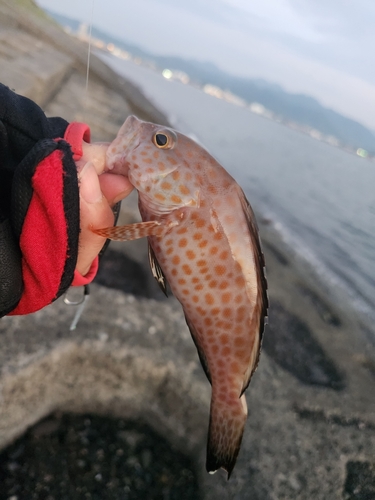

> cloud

[{"left": 36, "top": 0, "right": 375, "bottom": 128}]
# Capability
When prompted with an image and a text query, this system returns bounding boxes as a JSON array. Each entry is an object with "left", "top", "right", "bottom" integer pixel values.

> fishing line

[{"left": 85, "top": 0, "right": 96, "bottom": 93}]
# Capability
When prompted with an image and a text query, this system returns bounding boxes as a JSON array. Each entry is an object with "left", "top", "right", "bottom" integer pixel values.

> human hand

[{"left": 75, "top": 141, "right": 133, "bottom": 276}]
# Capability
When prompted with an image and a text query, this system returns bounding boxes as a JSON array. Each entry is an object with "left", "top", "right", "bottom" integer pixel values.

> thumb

[{"left": 77, "top": 162, "right": 114, "bottom": 276}]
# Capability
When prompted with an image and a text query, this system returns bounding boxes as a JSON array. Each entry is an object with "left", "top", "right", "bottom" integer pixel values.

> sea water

[{"left": 100, "top": 53, "right": 375, "bottom": 336}]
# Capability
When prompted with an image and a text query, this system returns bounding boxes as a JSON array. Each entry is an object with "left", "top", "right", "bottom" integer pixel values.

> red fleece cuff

[
  {"left": 72, "top": 256, "right": 99, "bottom": 286},
  {"left": 64, "top": 122, "right": 91, "bottom": 161},
  {"left": 10, "top": 149, "right": 70, "bottom": 315},
  {"left": 65, "top": 123, "right": 99, "bottom": 285}
]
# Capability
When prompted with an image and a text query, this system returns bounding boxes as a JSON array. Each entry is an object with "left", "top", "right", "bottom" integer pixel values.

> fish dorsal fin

[
  {"left": 236, "top": 186, "right": 268, "bottom": 394},
  {"left": 184, "top": 313, "right": 212, "bottom": 385},
  {"left": 148, "top": 244, "right": 168, "bottom": 297}
]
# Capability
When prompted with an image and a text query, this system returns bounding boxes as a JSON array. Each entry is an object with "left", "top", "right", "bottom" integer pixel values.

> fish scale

[{"left": 94, "top": 115, "right": 268, "bottom": 478}]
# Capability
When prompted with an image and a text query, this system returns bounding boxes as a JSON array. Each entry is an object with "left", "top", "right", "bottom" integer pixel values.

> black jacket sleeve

[{"left": 0, "top": 83, "right": 80, "bottom": 316}]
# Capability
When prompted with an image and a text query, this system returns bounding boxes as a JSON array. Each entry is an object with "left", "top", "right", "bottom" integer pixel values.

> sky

[{"left": 36, "top": 0, "right": 375, "bottom": 130}]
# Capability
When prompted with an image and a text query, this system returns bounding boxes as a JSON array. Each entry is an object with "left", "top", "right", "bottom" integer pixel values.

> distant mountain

[{"left": 47, "top": 9, "right": 375, "bottom": 153}]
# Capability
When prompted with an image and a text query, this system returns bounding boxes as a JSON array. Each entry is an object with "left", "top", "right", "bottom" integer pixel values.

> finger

[
  {"left": 77, "top": 163, "right": 115, "bottom": 276},
  {"left": 78, "top": 142, "right": 110, "bottom": 175},
  {"left": 99, "top": 172, "right": 134, "bottom": 205}
]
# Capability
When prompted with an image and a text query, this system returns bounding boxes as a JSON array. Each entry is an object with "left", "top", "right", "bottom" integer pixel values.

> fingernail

[
  {"left": 79, "top": 162, "right": 103, "bottom": 204},
  {"left": 112, "top": 187, "right": 134, "bottom": 205}
]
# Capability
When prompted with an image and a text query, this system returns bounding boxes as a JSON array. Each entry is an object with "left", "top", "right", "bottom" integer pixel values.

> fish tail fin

[{"left": 206, "top": 391, "right": 248, "bottom": 479}]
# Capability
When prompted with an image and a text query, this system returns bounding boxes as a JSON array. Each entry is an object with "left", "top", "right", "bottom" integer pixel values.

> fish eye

[{"left": 152, "top": 130, "right": 176, "bottom": 149}]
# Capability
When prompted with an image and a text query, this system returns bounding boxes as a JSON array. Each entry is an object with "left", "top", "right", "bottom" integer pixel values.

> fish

[{"left": 93, "top": 115, "right": 268, "bottom": 478}]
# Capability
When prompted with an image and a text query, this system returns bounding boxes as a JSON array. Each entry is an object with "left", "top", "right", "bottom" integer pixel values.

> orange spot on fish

[
  {"left": 165, "top": 239, "right": 173, "bottom": 246},
  {"left": 208, "top": 185, "right": 218, "bottom": 195},
  {"left": 192, "top": 295, "right": 199, "bottom": 303},
  {"left": 235, "top": 306, "right": 246, "bottom": 321},
  {"left": 210, "top": 246, "right": 218, "bottom": 255},
  {"left": 178, "top": 278, "right": 186, "bottom": 285},
  {"left": 192, "top": 277, "right": 200, "bottom": 284},
  {"left": 145, "top": 186, "right": 151, "bottom": 192},
  {"left": 179, "top": 238, "right": 188, "bottom": 247},
  {"left": 161, "top": 181, "right": 172, "bottom": 190},
  {"left": 213, "top": 232, "right": 223, "bottom": 241},
  {"left": 219, "top": 281, "right": 229, "bottom": 290},
  {"left": 205, "top": 293, "right": 214, "bottom": 305},
  {"left": 182, "top": 289, "right": 190, "bottom": 295},
  {"left": 235, "top": 276, "right": 246, "bottom": 287},
  {"left": 197, "top": 259, "right": 206, "bottom": 267},
  {"left": 155, "top": 193, "right": 166, "bottom": 202},
  {"left": 200, "top": 267, "right": 209, "bottom": 274},
  {"left": 195, "top": 283, "right": 203, "bottom": 291},
  {"left": 222, "top": 346, "right": 231, "bottom": 356},
  {"left": 220, "top": 334, "right": 229, "bottom": 344},
  {"left": 234, "top": 337, "right": 246, "bottom": 347},
  {"left": 212, "top": 345, "right": 219, "bottom": 354},
  {"left": 157, "top": 162, "right": 166, "bottom": 170},
  {"left": 172, "top": 255, "right": 180, "bottom": 265},
  {"left": 176, "top": 227, "right": 188, "bottom": 234},
  {"left": 204, "top": 317, "right": 213, "bottom": 326},
  {"left": 182, "top": 264, "right": 192, "bottom": 275},
  {"left": 222, "top": 292, "right": 232, "bottom": 304},
  {"left": 171, "top": 194, "right": 182, "bottom": 204},
  {"left": 171, "top": 269, "right": 177, "bottom": 276},
  {"left": 166, "top": 247, "right": 173, "bottom": 255},
  {"left": 172, "top": 170, "right": 180, "bottom": 180},
  {"left": 231, "top": 361, "right": 241, "bottom": 374},
  {"left": 179, "top": 185, "right": 190, "bottom": 195},
  {"left": 224, "top": 215, "right": 235, "bottom": 224},
  {"left": 195, "top": 218, "right": 206, "bottom": 228},
  {"left": 199, "top": 240, "right": 208, "bottom": 248},
  {"left": 193, "top": 232, "right": 202, "bottom": 240},
  {"left": 235, "top": 349, "right": 247, "bottom": 360},
  {"left": 186, "top": 250, "right": 196, "bottom": 260},
  {"left": 144, "top": 158, "right": 153, "bottom": 164},
  {"left": 212, "top": 307, "right": 220, "bottom": 316},
  {"left": 185, "top": 172, "right": 192, "bottom": 181},
  {"left": 153, "top": 151, "right": 159, "bottom": 159},
  {"left": 209, "top": 280, "right": 218, "bottom": 288},
  {"left": 234, "top": 325, "right": 243, "bottom": 335},
  {"left": 222, "top": 308, "right": 232, "bottom": 318},
  {"left": 219, "top": 251, "right": 229, "bottom": 260},
  {"left": 214, "top": 265, "right": 226, "bottom": 276},
  {"left": 167, "top": 157, "right": 178, "bottom": 165}
]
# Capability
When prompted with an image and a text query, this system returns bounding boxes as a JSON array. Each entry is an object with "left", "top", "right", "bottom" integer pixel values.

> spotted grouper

[{"left": 94, "top": 115, "right": 268, "bottom": 478}]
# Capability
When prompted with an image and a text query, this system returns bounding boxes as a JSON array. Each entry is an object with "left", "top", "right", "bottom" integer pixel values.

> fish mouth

[
  {"left": 119, "top": 115, "right": 143, "bottom": 150},
  {"left": 106, "top": 115, "right": 142, "bottom": 175}
]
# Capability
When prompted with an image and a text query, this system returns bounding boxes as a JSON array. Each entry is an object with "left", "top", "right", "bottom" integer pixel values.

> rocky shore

[{"left": 0, "top": 1, "right": 374, "bottom": 499}]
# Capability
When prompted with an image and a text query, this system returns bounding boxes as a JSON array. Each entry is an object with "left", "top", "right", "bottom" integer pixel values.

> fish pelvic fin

[
  {"left": 91, "top": 220, "right": 164, "bottom": 241},
  {"left": 206, "top": 391, "right": 248, "bottom": 479}
]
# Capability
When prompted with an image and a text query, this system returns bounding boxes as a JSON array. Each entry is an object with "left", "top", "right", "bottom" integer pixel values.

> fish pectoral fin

[
  {"left": 92, "top": 220, "right": 164, "bottom": 241},
  {"left": 148, "top": 244, "right": 168, "bottom": 297},
  {"left": 184, "top": 314, "right": 212, "bottom": 384}
]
